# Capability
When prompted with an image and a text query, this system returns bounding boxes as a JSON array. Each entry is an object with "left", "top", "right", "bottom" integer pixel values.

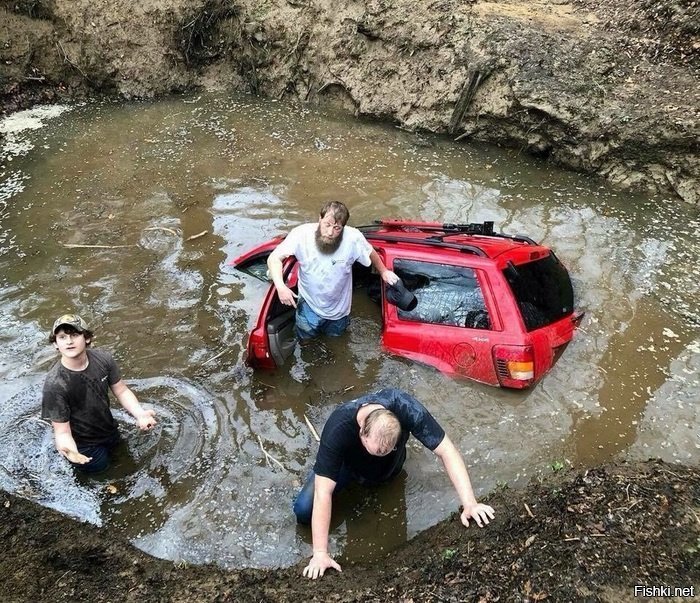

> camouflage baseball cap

[{"left": 52, "top": 314, "right": 89, "bottom": 334}]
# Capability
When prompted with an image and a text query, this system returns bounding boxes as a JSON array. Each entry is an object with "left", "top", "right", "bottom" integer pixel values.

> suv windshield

[{"left": 504, "top": 254, "right": 574, "bottom": 331}]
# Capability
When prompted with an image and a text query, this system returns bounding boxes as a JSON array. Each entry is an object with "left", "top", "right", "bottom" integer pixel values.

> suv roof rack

[
  {"left": 358, "top": 220, "right": 538, "bottom": 248},
  {"left": 362, "top": 231, "right": 487, "bottom": 257}
]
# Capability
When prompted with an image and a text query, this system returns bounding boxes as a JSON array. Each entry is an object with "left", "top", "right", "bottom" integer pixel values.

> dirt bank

[
  {"left": 1, "top": 459, "right": 698, "bottom": 602},
  {"left": 0, "top": 0, "right": 698, "bottom": 203}
]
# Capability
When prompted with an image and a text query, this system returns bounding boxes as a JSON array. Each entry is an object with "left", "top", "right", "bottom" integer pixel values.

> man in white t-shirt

[{"left": 267, "top": 201, "right": 398, "bottom": 340}]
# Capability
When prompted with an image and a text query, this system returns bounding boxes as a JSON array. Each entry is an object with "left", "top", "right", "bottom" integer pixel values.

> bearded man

[{"left": 267, "top": 201, "right": 398, "bottom": 340}]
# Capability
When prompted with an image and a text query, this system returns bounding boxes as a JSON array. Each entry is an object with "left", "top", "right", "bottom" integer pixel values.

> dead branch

[
  {"left": 303, "top": 414, "right": 320, "bottom": 442},
  {"left": 257, "top": 435, "right": 287, "bottom": 471},
  {"left": 202, "top": 349, "right": 226, "bottom": 365},
  {"left": 62, "top": 243, "right": 136, "bottom": 249},
  {"left": 187, "top": 230, "right": 208, "bottom": 241},
  {"left": 55, "top": 40, "right": 91, "bottom": 81}
]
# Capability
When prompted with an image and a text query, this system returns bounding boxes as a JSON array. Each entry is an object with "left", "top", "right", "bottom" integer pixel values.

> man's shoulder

[
  {"left": 322, "top": 402, "right": 359, "bottom": 438},
  {"left": 43, "top": 359, "right": 66, "bottom": 388},
  {"left": 287, "top": 222, "right": 316, "bottom": 238},
  {"left": 364, "top": 387, "right": 408, "bottom": 406},
  {"left": 275, "top": 223, "right": 315, "bottom": 252},
  {"left": 342, "top": 226, "right": 368, "bottom": 242},
  {"left": 327, "top": 400, "right": 359, "bottom": 421},
  {"left": 371, "top": 388, "right": 431, "bottom": 420},
  {"left": 87, "top": 348, "right": 114, "bottom": 363}
]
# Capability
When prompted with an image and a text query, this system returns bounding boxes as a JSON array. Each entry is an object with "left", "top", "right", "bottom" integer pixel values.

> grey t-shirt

[{"left": 42, "top": 348, "right": 121, "bottom": 447}]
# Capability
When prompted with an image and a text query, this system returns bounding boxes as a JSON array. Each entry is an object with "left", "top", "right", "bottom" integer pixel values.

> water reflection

[{"left": 0, "top": 94, "right": 697, "bottom": 569}]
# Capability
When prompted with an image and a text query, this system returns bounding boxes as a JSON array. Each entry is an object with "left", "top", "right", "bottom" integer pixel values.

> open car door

[{"left": 230, "top": 238, "right": 298, "bottom": 369}]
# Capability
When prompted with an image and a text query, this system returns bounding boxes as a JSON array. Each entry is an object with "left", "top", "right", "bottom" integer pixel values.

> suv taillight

[{"left": 493, "top": 345, "right": 534, "bottom": 389}]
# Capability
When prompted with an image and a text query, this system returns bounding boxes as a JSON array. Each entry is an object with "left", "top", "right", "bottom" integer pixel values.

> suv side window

[{"left": 394, "top": 259, "right": 491, "bottom": 329}]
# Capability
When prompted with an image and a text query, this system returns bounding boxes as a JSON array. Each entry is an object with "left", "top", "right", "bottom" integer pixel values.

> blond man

[{"left": 293, "top": 388, "right": 495, "bottom": 579}]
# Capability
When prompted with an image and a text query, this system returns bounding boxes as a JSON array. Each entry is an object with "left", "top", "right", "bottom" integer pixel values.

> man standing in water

[
  {"left": 293, "top": 388, "right": 495, "bottom": 579},
  {"left": 42, "top": 314, "right": 157, "bottom": 473},
  {"left": 267, "top": 201, "right": 399, "bottom": 340}
]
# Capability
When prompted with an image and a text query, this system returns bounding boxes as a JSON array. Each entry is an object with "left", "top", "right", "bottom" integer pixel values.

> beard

[{"left": 315, "top": 226, "right": 344, "bottom": 254}]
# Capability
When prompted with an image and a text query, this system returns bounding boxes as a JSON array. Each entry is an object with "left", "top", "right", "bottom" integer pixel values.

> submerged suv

[{"left": 232, "top": 220, "right": 583, "bottom": 389}]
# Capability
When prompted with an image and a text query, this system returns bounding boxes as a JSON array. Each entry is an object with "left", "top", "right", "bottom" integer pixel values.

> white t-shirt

[{"left": 273, "top": 223, "right": 373, "bottom": 320}]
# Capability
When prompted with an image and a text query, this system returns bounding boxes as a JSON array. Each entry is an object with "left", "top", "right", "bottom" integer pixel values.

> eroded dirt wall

[{"left": 1, "top": 0, "right": 698, "bottom": 203}]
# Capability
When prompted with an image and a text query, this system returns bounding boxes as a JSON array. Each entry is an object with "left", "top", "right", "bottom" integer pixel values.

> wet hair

[
  {"left": 360, "top": 408, "right": 400, "bottom": 452},
  {"left": 49, "top": 324, "right": 94, "bottom": 345},
  {"left": 319, "top": 201, "right": 349, "bottom": 227}
]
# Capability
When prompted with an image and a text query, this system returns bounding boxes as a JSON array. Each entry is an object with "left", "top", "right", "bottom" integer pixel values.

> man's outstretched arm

[
  {"left": 303, "top": 475, "right": 342, "bottom": 579},
  {"left": 433, "top": 436, "right": 495, "bottom": 527},
  {"left": 111, "top": 379, "right": 157, "bottom": 430}
]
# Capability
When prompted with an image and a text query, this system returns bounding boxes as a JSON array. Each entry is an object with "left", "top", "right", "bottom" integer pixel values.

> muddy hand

[
  {"left": 63, "top": 449, "right": 92, "bottom": 464},
  {"left": 302, "top": 551, "right": 342, "bottom": 580},
  {"left": 137, "top": 409, "right": 157, "bottom": 430},
  {"left": 461, "top": 503, "right": 495, "bottom": 528}
]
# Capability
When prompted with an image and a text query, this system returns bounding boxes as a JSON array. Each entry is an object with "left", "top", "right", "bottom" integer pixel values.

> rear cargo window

[
  {"left": 393, "top": 259, "right": 491, "bottom": 329},
  {"left": 504, "top": 253, "right": 573, "bottom": 331}
]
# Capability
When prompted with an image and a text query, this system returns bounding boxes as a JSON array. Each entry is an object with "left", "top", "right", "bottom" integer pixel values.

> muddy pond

[{"left": 0, "top": 93, "right": 698, "bottom": 569}]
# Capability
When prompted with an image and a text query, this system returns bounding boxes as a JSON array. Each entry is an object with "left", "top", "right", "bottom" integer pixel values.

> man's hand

[
  {"left": 302, "top": 551, "right": 342, "bottom": 580},
  {"left": 460, "top": 502, "right": 495, "bottom": 528},
  {"left": 276, "top": 284, "right": 298, "bottom": 308},
  {"left": 136, "top": 409, "right": 157, "bottom": 430},
  {"left": 381, "top": 269, "right": 399, "bottom": 286},
  {"left": 60, "top": 448, "right": 92, "bottom": 464}
]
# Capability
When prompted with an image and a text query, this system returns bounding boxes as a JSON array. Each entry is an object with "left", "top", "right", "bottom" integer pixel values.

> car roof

[{"left": 358, "top": 220, "right": 548, "bottom": 261}]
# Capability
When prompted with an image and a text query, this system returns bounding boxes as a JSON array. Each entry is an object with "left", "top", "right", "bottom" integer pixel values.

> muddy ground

[
  {"left": 1, "top": 459, "right": 698, "bottom": 602},
  {"left": 0, "top": 0, "right": 698, "bottom": 203}
]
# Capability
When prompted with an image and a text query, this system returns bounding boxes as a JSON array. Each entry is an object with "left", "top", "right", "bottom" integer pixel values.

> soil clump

[{"left": 1, "top": 459, "right": 698, "bottom": 602}]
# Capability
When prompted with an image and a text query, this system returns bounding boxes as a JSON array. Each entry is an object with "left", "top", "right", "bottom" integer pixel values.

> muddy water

[{"left": 0, "top": 94, "right": 698, "bottom": 568}]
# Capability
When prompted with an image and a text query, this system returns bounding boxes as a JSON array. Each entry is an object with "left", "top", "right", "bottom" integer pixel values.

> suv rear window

[
  {"left": 504, "top": 253, "right": 573, "bottom": 332},
  {"left": 394, "top": 259, "right": 491, "bottom": 329}
]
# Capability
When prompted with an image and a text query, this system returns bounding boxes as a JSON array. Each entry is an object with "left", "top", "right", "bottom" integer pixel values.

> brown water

[{"left": 0, "top": 94, "right": 698, "bottom": 568}]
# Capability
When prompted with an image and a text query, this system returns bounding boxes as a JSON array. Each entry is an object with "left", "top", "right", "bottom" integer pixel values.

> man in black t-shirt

[
  {"left": 293, "top": 388, "right": 495, "bottom": 580},
  {"left": 42, "top": 314, "right": 157, "bottom": 473}
]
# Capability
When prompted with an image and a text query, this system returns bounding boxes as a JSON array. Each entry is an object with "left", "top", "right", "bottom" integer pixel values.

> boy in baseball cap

[{"left": 42, "top": 313, "right": 157, "bottom": 472}]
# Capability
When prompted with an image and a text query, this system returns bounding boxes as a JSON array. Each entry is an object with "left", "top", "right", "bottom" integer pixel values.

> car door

[
  {"left": 230, "top": 238, "right": 297, "bottom": 369},
  {"left": 380, "top": 252, "right": 501, "bottom": 385}
]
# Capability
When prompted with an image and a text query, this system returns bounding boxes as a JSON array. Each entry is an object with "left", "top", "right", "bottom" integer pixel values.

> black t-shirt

[
  {"left": 313, "top": 388, "right": 446, "bottom": 485},
  {"left": 41, "top": 348, "right": 121, "bottom": 447}
]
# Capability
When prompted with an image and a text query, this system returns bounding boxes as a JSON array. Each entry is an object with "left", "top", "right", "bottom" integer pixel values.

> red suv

[{"left": 232, "top": 220, "right": 583, "bottom": 389}]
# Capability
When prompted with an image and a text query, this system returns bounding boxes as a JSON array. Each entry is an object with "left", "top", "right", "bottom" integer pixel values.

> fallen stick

[
  {"left": 144, "top": 226, "right": 179, "bottom": 237},
  {"left": 255, "top": 379, "right": 277, "bottom": 389},
  {"left": 524, "top": 502, "right": 535, "bottom": 518},
  {"left": 202, "top": 349, "right": 226, "bottom": 365},
  {"left": 187, "top": 230, "right": 208, "bottom": 241},
  {"left": 303, "top": 414, "right": 320, "bottom": 442},
  {"left": 257, "top": 435, "right": 286, "bottom": 471},
  {"left": 62, "top": 243, "right": 136, "bottom": 249}
]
